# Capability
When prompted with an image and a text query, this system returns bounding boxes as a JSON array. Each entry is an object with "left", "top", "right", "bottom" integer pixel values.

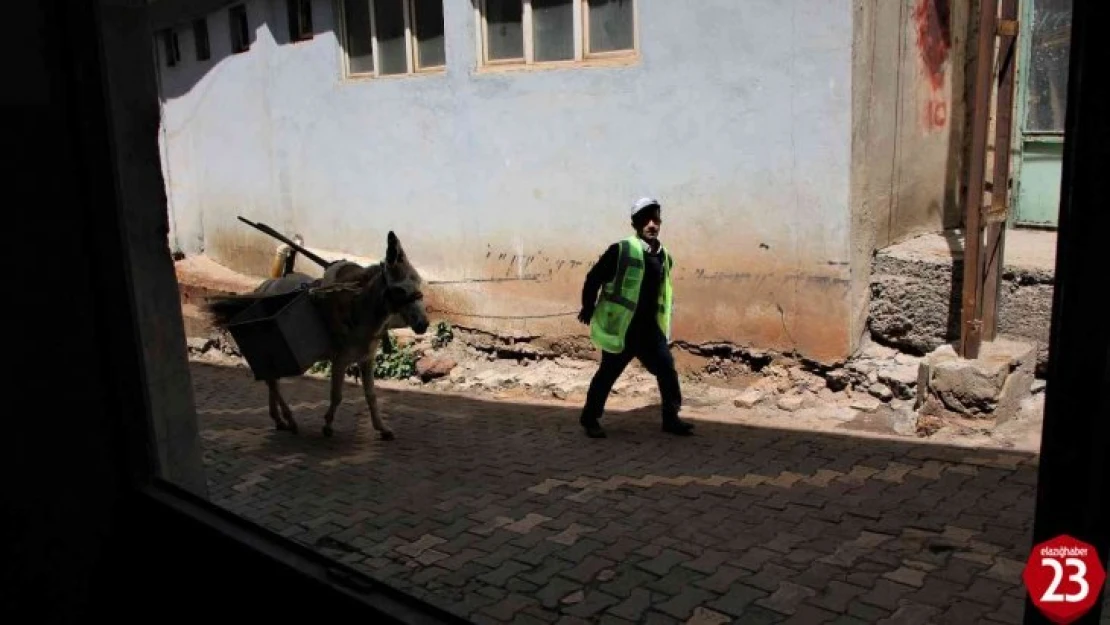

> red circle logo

[{"left": 1023, "top": 534, "right": 1106, "bottom": 624}]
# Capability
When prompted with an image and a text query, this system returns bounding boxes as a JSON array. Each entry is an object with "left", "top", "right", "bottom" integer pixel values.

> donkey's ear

[{"left": 386, "top": 231, "right": 403, "bottom": 264}]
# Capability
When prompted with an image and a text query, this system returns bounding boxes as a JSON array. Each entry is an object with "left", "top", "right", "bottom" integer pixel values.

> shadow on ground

[{"left": 190, "top": 362, "right": 1107, "bottom": 625}]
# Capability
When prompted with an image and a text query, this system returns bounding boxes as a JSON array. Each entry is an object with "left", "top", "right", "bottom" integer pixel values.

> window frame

[
  {"left": 229, "top": 4, "right": 251, "bottom": 54},
  {"left": 475, "top": 0, "right": 638, "bottom": 70},
  {"left": 193, "top": 17, "right": 211, "bottom": 61},
  {"left": 339, "top": 0, "right": 447, "bottom": 80},
  {"left": 287, "top": 0, "right": 314, "bottom": 42},
  {"left": 581, "top": 0, "right": 638, "bottom": 59},
  {"left": 161, "top": 28, "right": 181, "bottom": 67}
]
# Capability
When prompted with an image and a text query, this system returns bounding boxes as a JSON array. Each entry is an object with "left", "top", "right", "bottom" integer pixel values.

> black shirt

[{"left": 582, "top": 240, "right": 667, "bottom": 332}]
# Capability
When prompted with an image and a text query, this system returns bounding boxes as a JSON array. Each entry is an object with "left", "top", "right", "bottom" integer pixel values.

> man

[{"left": 576, "top": 197, "right": 695, "bottom": 438}]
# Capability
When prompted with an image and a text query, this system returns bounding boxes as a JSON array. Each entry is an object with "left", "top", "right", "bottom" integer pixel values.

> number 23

[{"left": 1041, "top": 557, "right": 1090, "bottom": 603}]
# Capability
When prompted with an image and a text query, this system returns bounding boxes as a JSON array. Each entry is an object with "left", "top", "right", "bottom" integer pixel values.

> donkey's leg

[
  {"left": 321, "top": 359, "right": 347, "bottom": 438},
  {"left": 359, "top": 358, "right": 393, "bottom": 441},
  {"left": 266, "top": 381, "right": 284, "bottom": 430},
  {"left": 265, "top": 378, "right": 298, "bottom": 434}
]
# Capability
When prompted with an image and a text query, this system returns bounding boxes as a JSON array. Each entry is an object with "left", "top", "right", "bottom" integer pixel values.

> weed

[
  {"left": 432, "top": 321, "right": 454, "bottom": 349},
  {"left": 305, "top": 331, "right": 417, "bottom": 381},
  {"left": 374, "top": 331, "right": 418, "bottom": 379}
]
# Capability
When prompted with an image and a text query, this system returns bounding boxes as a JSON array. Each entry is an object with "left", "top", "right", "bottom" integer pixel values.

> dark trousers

[{"left": 582, "top": 323, "right": 683, "bottom": 423}]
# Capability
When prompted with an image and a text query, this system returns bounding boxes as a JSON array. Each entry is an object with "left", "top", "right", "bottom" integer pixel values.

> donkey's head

[{"left": 381, "top": 231, "right": 429, "bottom": 335}]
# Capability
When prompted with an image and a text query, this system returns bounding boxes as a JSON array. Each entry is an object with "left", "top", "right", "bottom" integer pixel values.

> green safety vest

[{"left": 590, "top": 235, "right": 674, "bottom": 353}]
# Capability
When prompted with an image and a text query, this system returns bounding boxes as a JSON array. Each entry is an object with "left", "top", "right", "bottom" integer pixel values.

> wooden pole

[
  {"left": 959, "top": 0, "right": 1000, "bottom": 359},
  {"left": 981, "top": 0, "right": 1019, "bottom": 341}
]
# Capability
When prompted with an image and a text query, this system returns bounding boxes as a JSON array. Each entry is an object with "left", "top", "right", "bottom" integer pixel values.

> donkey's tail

[{"left": 203, "top": 294, "right": 266, "bottom": 328}]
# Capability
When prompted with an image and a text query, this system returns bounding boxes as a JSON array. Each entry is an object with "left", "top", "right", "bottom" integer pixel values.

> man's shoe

[
  {"left": 661, "top": 417, "right": 694, "bottom": 436},
  {"left": 580, "top": 416, "right": 607, "bottom": 438}
]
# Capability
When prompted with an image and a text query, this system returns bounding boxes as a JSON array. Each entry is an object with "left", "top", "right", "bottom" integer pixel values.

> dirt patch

[{"left": 838, "top": 406, "right": 900, "bottom": 436}]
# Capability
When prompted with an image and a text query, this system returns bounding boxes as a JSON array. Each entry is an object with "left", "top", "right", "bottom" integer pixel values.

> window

[
  {"left": 341, "top": 0, "right": 445, "bottom": 78},
  {"left": 229, "top": 4, "right": 250, "bottom": 53},
  {"left": 287, "top": 0, "right": 314, "bottom": 42},
  {"left": 161, "top": 28, "right": 181, "bottom": 67},
  {"left": 477, "top": 0, "right": 636, "bottom": 67},
  {"left": 585, "top": 0, "right": 635, "bottom": 55},
  {"left": 193, "top": 18, "right": 211, "bottom": 60}
]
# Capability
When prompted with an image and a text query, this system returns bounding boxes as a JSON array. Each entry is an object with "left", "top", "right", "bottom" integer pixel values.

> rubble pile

[
  {"left": 186, "top": 320, "right": 1042, "bottom": 442},
  {"left": 186, "top": 329, "right": 242, "bottom": 364}
]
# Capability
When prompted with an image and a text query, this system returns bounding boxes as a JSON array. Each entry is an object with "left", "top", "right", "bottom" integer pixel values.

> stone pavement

[{"left": 191, "top": 362, "right": 1108, "bottom": 624}]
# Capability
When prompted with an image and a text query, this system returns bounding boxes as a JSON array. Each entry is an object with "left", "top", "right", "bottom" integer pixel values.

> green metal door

[{"left": 1012, "top": 0, "right": 1072, "bottom": 228}]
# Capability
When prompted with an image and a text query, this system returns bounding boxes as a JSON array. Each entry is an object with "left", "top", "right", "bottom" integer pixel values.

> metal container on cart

[{"left": 226, "top": 289, "right": 332, "bottom": 380}]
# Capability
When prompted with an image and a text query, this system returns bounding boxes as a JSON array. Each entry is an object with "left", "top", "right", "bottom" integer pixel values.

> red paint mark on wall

[
  {"left": 914, "top": 0, "right": 951, "bottom": 92},
  {"left": 924, "top": 98, "right": 948, "bottom": 131}
]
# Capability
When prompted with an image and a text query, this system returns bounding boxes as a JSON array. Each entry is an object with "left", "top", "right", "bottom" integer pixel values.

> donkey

[{"left": 203, "top": 231, "right": 429, "bottom": 439}]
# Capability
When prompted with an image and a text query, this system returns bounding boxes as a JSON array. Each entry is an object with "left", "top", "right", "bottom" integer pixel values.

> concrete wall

[
  {"left": 106, "top": 0, "right": 208, "bottom": 496},
  {"left": 848, "top": 0, "right": 974, "bottom": 353},
  {"left": 10, "top": 2, "right": 212, "bottom": 618},
  {"left": 157, "top": 0, "right": 856, "bottom": 364},
  {"left": 869, "top": 231, "right": 1055, "bottom": 376}
]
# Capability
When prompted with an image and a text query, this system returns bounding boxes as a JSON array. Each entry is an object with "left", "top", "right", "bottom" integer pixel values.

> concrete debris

[
  {"left": 825, "top": 369, "right": 851, "bottom": 391},
  {"left": 777, "top": 395, "right": 807, "bottom": 412},
  {"left": 887, "top": 400, "right": 919, "bottom": 436},
  {"left": 749, "top": 375, "right": 785, "bottom": 395},
  {"left": 189, "top": 330, "right": 241, "bottom": 358},
  {"left": 846, "top": 359, "right": 876, "bottom": 377},
  {"left": 472, "top": 370, "right": 519, "bottom": 389},
  {"left": 789, "top": 368, "right": 827, "bottom": 394},
  {"left": 894, "top": 353, "right": 920, "bottom": 366},
  {"left": 763, "top": 365, "right": 789, "bottom": 378},
  {"left": 868, "top": 383, "right": 894, "bottom": 402},
  {"left": 734, "top": 388, "right": 765, "bottom": 409},
  {"left": 415, "top": 356, "right": 457, "bottom": 382},
  {"left": 850, "top": 397, "right": 883, "bottom": 413},
  {"left": 918, "top": 338, "right": 1036, "bottom": 423},
  {"left": 877, "top": 363, "right": 919, "bottom": 400},
  {"left": 186, "top": 337, "right": 212, "bottom": 354}
]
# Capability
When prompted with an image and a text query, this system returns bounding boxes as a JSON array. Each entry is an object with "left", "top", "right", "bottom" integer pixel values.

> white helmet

[{"left": 630, "top": 197, "right": 661, "bottom": 217}]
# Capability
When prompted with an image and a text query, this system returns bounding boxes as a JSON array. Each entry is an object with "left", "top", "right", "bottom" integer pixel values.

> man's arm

[{"left": 578, "top": 243, "right": 619, "bottom": 322}]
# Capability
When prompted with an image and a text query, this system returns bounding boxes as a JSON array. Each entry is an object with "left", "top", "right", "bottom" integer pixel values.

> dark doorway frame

[{"left": 4, "top": 0, "right": 1106, "bottom": 624}]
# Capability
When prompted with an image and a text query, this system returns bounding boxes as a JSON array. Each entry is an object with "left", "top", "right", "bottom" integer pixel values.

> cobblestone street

[{"left": 192, "top": 362, "right": 1107, "bottom": 624}]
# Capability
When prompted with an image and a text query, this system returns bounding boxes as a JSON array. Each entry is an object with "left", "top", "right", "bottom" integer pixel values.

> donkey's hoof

[
  {"left": 322, "top": 424, "right": 334, "bottom": 438},
  {"left": 287, "top": 422, "right": 299, "bottom": 435},
  {"left": 379, "top": 430, "right": 395, "bottom": 441}
]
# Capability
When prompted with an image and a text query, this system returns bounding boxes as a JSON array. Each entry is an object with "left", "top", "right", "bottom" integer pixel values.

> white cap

[{"left": 630, "top": 197, "right": 661, "bottom": 217}]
